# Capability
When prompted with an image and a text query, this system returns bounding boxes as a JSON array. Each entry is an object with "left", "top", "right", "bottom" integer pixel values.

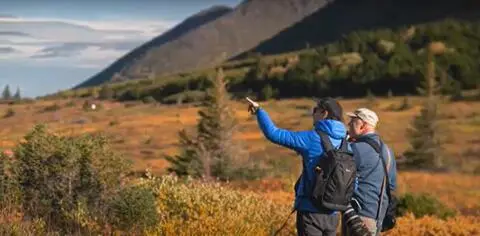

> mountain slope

[
  {"left": 234, "top": 0, "right": 480, "bottom": 58},
  {"left": 75, "top": 5, "right": 233, "bottom": 88},
  {"left": 77, "top": 0, "right": 331, "bottom": 88}
]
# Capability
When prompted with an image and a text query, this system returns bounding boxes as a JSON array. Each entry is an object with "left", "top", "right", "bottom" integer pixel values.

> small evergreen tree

[
  {"left": 166, "top": 68, "right": 247, "bottom": 180},
  {"left": 403, "top": 47, "right": 444, "bottom": 170},
  {"left": 2, "top": 85, "right": 11, "bottom": 100},
  {"left": 13, "top": 87, "right": 21, "bottom": 100}
]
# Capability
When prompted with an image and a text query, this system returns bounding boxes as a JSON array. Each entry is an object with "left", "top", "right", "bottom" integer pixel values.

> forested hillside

[{"left": 53, "top": 18, "right": 480, "bottom": 104}]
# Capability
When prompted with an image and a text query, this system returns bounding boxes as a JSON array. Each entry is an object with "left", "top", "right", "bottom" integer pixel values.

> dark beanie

[{"left": 315, "top": 97, "right": 344, "bottom": 122}]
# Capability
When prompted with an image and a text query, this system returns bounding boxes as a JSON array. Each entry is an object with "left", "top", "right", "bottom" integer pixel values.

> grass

[{"left": 1, "top": 96, "right": 480, "bottom": 175}]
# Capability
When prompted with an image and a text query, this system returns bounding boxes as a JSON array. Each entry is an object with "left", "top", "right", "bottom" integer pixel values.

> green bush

[
  {"left": 14, "top": 124, "right": 131, "bottom": 232},
  {"left": 143, "top": 95, "right": 157, "bottom": 104},
  {"left": 107, "top": 185, "right": 158, "bottom": 232},
  {"left": 0, "top": 151, "right": 22, "bottom": 209},
  {"left": 397, "top": 193, "right": 456, "bottom": 219}
]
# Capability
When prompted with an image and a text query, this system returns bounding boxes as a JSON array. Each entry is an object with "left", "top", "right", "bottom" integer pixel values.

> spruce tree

[
  {"left": 166, "top": 68, "right": 245, "bottom": 180},
  {"left": 2, "top": 85, "right": 11, "bottom": 100},
  {"left": 13, "top": 87, "right": 21, "bottom": 100},
  {"left": 404, "top": 46, "right": 444, "bottom": 170}
]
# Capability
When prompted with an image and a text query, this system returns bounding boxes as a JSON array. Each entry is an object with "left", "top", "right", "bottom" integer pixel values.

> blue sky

[{"left": 0, "top": 0, "right": 241, "bottom": 98}]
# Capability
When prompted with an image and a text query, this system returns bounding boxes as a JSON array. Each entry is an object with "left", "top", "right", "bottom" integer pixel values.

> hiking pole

[{"left": 272, "top": 208, "right": 296, "bottom": 236}]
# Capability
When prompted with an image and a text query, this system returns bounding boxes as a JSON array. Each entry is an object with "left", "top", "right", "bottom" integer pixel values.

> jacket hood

[{"left": 314, "top": 119, "right": 347, "bottom": 139}]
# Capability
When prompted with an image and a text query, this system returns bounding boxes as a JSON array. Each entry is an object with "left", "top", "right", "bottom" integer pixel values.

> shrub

[
  {"left": 140, "top": 174, "right": 291, "bottom": 235},
  {"left": 0, "top": 151, "right": 22, "bottom": 209},
  {"left": 143, "top": 96, "right": 157, "bottom": 104},
  {"left": 397, "top": 193, "right": 456, "bottom": 219},
  {"left": 0, "top": 218, "right": 47, "bottom": 235},
  {"left": 107, "top": 185, "right": 158, "bottom": 232},
  {"left": 14, "top": 124, "right": 131, "bottom": 232}
]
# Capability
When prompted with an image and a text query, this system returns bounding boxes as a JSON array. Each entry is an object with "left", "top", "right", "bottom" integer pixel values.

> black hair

[{"left": 316, "top": 97, "right": 344, "bottom": 122}]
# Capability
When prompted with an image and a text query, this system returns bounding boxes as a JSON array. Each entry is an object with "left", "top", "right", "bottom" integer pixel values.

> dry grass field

[{"left": 1, "top": 96, "right": 479, "bottom": 173}]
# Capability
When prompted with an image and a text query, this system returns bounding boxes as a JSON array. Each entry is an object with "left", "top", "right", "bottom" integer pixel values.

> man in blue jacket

[
  {"left": 343, "top": 108, "right": 397, "bottom": 236},
  {"left": 248, "top": 97, "right": 348, "bottom": 236}
]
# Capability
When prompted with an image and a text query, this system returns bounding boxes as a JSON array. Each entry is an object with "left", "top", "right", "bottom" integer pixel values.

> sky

[{"left": 0, "top": 0, "right": 241, "bottom": 98}]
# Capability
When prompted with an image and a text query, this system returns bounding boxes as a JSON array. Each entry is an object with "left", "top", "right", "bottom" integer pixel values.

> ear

[{"left": 322, "top": 110, "right": 329, "bottom": 119}]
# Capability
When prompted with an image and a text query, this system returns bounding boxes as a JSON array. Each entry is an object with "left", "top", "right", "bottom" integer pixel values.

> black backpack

[
  {"left": 356, "top": 137, "right": 397, "bottom": 232},
  {"left": 309, "top": 130, "right": 357, "bottom": 211}
]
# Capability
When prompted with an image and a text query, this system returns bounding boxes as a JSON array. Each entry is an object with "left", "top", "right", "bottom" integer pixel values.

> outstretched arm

[{"left": 255, "top": 108, "right": 309, "bottom": 152}]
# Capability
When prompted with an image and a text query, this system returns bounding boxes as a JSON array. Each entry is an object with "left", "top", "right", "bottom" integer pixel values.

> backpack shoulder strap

[
  {"left": 355, "top": 136, "right": 381, "bottom": 154},
  {"left": 315, "top": 130, "right": 349, "bottom": 154},
  {"left": 316, "top": 130, "right": 334, "bottom": 153},
  {"left": 355, "top": 136, "right": 393, "bottom": 220}
]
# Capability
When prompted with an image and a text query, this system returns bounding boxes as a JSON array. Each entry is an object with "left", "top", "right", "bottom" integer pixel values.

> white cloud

[{"left": 0, "top": 15, "right": 177, "bottom": 68}]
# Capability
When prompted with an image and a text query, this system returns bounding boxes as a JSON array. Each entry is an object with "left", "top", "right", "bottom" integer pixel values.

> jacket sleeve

[
  {"left": 387, "top": 148, "right": 397, "bottom": 192},
  {"left": 255, "top": 108, "right": 309, "bottom": 152}
]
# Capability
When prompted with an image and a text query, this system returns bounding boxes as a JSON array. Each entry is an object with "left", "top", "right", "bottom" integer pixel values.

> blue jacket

[
  {"left": 351, "top": 133, "right": 397, "bottom": 222},
  {"left": 255, "top": 108, "right": 348, "bottom": 213}
]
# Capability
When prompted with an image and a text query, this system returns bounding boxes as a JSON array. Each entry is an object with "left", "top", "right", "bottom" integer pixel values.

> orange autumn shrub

[
  {"left": 384, "top": 213, "right": 480, "bottom": 236},
  {"left": 140, "top": 174, "right": 294, "bottom": 236}
]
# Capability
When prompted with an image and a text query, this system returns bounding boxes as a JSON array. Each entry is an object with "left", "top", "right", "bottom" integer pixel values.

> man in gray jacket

[{"left": 343, "top": 108, "right": 397, "bottom": 236}]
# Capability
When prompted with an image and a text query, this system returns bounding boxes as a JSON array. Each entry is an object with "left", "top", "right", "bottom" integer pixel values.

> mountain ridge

[
  {"left": 76, "top": 0, "right": 331, "bottom": 88},
  {"left": 75, "top": 5, "right": 233, "bottom": 88}
]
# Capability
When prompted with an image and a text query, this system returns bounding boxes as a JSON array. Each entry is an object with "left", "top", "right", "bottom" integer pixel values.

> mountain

[
  {"left": 76, "top": 0, "right": 331, "bottom": 88},
  {"left": 234, "top": 0, "right": 480, "bottom": 58},
  {"left": 75, "top": 5, "right": 233, "bottom": 88}
]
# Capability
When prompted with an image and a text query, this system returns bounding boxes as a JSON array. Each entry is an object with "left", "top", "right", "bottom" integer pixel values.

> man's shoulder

[{"left": 350, "top": 141, "right": 374, "bottom": 152}]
